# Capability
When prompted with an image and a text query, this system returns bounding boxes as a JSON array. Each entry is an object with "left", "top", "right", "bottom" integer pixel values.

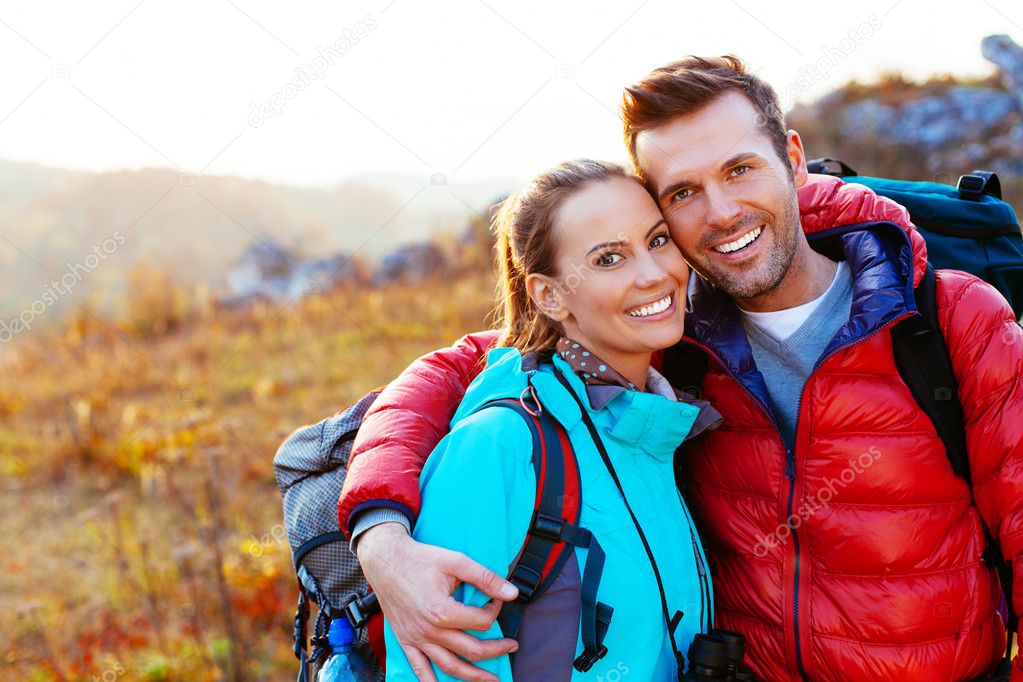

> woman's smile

[{"left": 625, "top": 292, "right": 676, "bottom": 320}]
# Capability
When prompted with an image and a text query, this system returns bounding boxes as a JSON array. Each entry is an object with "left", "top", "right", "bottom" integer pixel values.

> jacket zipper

[
  {"left": 784, "top": 312, "right": 914, "bottom": 681},
  {"left": 783, "top": 447, "right": 806, "bottom": 680},
  {"left": 691, "top": 533, "right": 712, "bottom": 633},
  {"left": 682, "top": 311, "right": 914, "bottom": 681},
  {"left": 678, "top": 483, "right": 713, "bottom": 638}
]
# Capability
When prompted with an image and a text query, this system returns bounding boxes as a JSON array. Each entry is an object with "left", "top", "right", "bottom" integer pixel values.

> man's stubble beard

[{"left": 686, "top": 191, "right": 801, "bottom": 302}]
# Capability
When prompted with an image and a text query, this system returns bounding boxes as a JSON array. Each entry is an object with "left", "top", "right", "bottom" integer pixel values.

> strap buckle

[
  {"left": 573, "top": 644, "right": 609, "bottom": 672},
  {"left": 531, "top": 512, "right": 565, "bottom": 541},
  {"left": 508, "top": 564, "right": 542, "bottom": 600},
  {"left": 958, "top": 170, "right": 1001, "bottom": 201},
  {"left": 530, "top": 512, "right": 592, "bottom": 547},
  {"left": 344, "top": 592, "right": 378, "bottom": 629},
  {"left": 806, "top": 157, "right": 858, "bottom": 177}
]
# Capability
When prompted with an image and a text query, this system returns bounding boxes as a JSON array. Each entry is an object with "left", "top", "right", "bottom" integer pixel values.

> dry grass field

[{"left": 0, "top": 266, "right": 495, "bottom": 681}]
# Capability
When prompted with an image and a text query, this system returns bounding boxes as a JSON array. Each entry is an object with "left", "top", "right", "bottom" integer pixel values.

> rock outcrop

[
  {"left": 791, "top": 34, "right": 1023, "bottom": 175},
  {"left": 224, "top": 238, "right": 367, "bottom": 305},
  {"left": 374, "top": 242, "right": 449, "bottom": 286}
]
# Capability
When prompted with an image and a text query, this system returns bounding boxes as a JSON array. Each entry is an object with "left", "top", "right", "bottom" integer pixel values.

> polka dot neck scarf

[{"left": 556, "top": 337, "right": 640, "bottom": 391}]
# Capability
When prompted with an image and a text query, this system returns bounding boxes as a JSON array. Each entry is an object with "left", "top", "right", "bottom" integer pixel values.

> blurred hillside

[
  {"left": 791, "top": 33, "right": 1023, "bottom": 206},
  {"left": 0, "top": 160, "right": 509, "bottom": 321}
]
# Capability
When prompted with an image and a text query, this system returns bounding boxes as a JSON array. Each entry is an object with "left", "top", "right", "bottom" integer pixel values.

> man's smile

[{"left": 712, "top": 224, "right": 764, "bottom": 254}]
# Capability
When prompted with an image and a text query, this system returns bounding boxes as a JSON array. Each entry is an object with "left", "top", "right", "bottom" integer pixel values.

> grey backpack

[{"left": 273, "top": 390, "right": 385, "bottom": 681}]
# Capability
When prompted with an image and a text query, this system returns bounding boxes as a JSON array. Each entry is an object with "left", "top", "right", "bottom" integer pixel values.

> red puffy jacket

[{"left": 339, "top": 175, "right": 1023, "bottom": 681}]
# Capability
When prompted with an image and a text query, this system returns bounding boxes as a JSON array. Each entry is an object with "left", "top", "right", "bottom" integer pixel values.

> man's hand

[{"left": 357, "top": 522, "right": 520, "bottom": 682}]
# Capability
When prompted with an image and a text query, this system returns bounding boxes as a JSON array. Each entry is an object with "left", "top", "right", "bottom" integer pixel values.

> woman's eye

[
  {"left": 731, "top": 165, "right": 750, "bottom": 177},
  {"left": 649, "top": 233, "right": 670, "bottom": 249},
  {"left": 596, "top": 252, "right": 622, "bottom": 267}
]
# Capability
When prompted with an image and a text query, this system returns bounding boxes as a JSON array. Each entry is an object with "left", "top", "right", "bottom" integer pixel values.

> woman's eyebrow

[
  {"left": 586, "top": 239, "right": 623, "bottom": 257},
  {"left": 646, "top": 219, "right": 666, "bottom": 236},
  {"left": 586, "top": 219, "right": 666, "bottom": 256}
]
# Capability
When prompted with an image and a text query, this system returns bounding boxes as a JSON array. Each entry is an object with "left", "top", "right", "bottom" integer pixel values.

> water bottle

[{"left": 316, "top": 618, "right": 373, "bottom": 682}]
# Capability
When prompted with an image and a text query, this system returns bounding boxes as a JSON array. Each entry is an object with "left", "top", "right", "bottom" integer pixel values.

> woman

[{"left": 384, "top": 159, "right": 719, "bottom": 680}]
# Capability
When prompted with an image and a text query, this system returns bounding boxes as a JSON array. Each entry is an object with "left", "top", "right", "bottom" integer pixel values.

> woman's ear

[{"left": 525, "top": 272, "right": 569, "bottom": 322}]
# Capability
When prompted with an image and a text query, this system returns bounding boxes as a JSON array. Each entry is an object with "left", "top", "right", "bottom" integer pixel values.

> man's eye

[
  {"left": 649, "top": 233, "right": 670, "bottom": 249},
  {"left": 672, "top": 188, "right": 691, "bottom": 202},
  {"left": 596, "top": 253, "right": 622, "bottom": 267}
]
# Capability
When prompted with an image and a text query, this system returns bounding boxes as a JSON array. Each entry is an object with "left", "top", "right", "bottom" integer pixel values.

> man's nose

[{"left": 704, "top": 183, "right": 742, "bottom": 230}]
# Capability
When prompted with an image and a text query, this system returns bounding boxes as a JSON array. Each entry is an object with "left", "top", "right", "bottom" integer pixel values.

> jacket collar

[
  {"left": 533, "top": 355, "right": 707, "bottom": 459},
  {"left": 684, "top": 220, "right": 917, "bottom": 412},
  {"left": 462, "top": 348, "right": 717, "bottom": 459}
]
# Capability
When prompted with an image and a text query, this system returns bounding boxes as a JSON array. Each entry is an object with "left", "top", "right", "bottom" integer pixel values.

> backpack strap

[
  {"left": 806, "top": 157, "right": 858, "bottom": 177},
  {"left": 891, "top": 264, "right": 970, "bottom": 477},
  {"left": 293, "top": 531, "right": 348, "bottom": 569},
  {"left": 661, "top": 341, "right": 709, "bottom": 399},
  {"left": 958, "top": 170, "right": 1002, "bottom": 201},
  {"left": 891, "top": 262, "right": 1016, "bottom": 657},
  {"left": 291, "top": 532, "right": 384, "bottom": 681},
  {"left": 293, "top": 582, "right": 334, "bottom": 682},
  {"left": 480, "top": 395, "right": 613, "bottom": 672}
]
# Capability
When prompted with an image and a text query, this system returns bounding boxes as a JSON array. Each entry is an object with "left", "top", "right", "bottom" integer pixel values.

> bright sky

[{"left": 0, "top": 0, "right": 1019, "bottom": 186}]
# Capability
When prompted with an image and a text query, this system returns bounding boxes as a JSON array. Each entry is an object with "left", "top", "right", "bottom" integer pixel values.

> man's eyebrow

[
  {"left": 657, "top": 152, "right": 764, "bottom": 203},
  {"left": 658, "top": 177, "right": 693, "bottom": 204},
  {"left": 720, "top": 151, "right": 760, "bottom": 170}
]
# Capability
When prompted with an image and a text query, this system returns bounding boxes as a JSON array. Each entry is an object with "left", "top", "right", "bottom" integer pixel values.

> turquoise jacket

[{"left": 384, "top": 348, "right": 713, "bottom": 681}]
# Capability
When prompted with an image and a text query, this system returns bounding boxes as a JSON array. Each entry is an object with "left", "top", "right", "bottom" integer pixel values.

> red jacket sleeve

[
  {"left": 336, "top": 174, "right": 911, "bottom": 536},
  {"left": 937, "top": 271, "right": 1023, "bottom": 675},
  {"left": 338, "top": 330, "right": 499, "bottom": 534}
]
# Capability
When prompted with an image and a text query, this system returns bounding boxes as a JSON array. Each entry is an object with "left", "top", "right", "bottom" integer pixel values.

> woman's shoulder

[
  {"left": 439, "top": 397, "right": 538, "bottom": 469},
  {"left": 450, "top": 345, "right": 585, "bottom": 440},
  {"left": 454, "top": 347, "right": 551, "bottom": 419},
  {"left": 420, "top": 399, "right": 538, "bottom": 502}
]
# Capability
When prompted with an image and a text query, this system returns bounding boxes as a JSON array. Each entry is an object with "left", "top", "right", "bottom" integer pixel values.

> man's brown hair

[{"left": 622, "top": 55, "right": 789, "bottom": 181}]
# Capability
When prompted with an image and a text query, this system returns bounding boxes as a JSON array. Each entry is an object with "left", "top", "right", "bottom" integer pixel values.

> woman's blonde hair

[{"left": 492, "top": 158, "right": 632, "bottom": 358}]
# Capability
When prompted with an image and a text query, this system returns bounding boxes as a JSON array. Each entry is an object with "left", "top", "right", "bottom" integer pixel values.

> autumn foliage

[{"left": 0, "top": 262, "right": 495, "bottom": 680}]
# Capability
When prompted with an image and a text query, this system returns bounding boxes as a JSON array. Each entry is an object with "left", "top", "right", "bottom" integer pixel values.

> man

[{"left": 338, "top": 57, "right": 1023, "bottom": 681}]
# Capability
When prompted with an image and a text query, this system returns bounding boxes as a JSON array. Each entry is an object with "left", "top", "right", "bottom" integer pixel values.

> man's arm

[
  {"left": 383, "top": 407, "right": 538, "bottom": 682},
  {"left": 339, "top": 330, "right": 500, "bottom": 535},
  {"left": 338, "top": 330, "right": 515, "bottom": 682},
  {"left": 939, "top": 270, "right": 1023, "bottom": 678}
]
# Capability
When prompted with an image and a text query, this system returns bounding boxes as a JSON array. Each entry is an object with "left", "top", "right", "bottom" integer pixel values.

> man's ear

[
  {"left": 525, "top": 272, "right": 569, "bottom": 322},
  {"left": 786, "top": 129, "right": 809, "bottom": 188}
]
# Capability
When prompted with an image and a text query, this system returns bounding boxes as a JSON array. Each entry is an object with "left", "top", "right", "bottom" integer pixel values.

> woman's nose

[{"left": 634, "top": 251, "right": 669, "bottom": 290}]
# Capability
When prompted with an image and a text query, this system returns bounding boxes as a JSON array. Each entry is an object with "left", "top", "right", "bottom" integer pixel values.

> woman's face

[{"left": 532, "top": 176, "right": 689, "bottom": 368}]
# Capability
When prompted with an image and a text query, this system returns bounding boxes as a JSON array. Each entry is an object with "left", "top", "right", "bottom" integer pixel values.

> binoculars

[{"left": 683, "top": 629, "right": 755, "bottom": 681}]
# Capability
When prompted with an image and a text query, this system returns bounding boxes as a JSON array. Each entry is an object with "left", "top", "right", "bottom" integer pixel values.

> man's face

[{"left": 635, "top": 91, "right": 809, "bottom": 304}]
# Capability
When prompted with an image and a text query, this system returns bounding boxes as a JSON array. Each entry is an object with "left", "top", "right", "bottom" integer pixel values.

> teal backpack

[{"left": 807, "top": 158, "right": 1023, "bottom": 318}]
